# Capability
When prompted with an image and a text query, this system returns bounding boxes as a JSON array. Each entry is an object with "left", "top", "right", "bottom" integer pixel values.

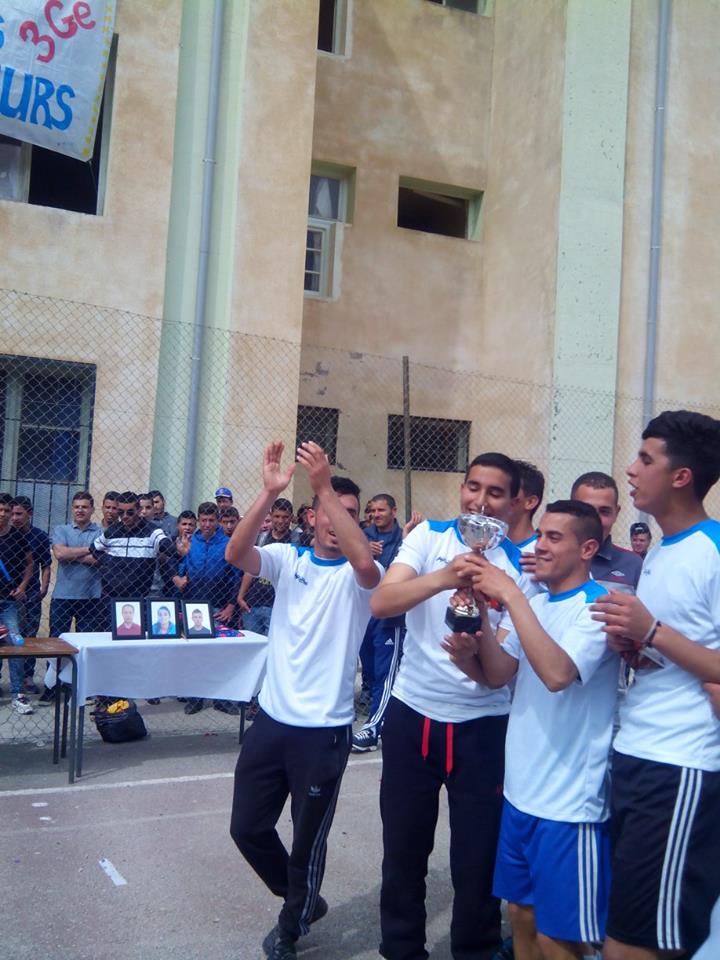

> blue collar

[
  {"left": 547, "top": 580, "right": 595, "bottom": 603},
  {"left": 661, "top": 518, "right": 712, "bottom": 546}
]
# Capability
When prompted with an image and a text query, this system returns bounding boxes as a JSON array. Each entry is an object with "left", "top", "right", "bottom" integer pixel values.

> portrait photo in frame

[
  {"left": 111, "top": 598, "right": 145, "bottom": 641},
  {"left": 182, "top": 601, "right": 216, "bottom": 638},
  {"left": 146, "top": 599, "right": 181, "bottom": 639}
]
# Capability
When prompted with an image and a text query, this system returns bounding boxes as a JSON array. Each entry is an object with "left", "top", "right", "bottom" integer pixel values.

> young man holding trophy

[
  {"left": 448, "top": 500, "right": 618, "bottom": 960},
  {"left": 371, "top": 453, "right": 539, "bottom": 960}
]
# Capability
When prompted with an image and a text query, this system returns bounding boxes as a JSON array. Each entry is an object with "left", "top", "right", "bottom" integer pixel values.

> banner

[{"left": 0, "top": 0, "right": 116, "bottom": 160}]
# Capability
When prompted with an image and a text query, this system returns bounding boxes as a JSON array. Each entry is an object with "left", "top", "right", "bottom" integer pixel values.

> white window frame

[
  {"left": 318, "top": 0, "right": 352, "bottom": 58},
  {"left": 304, "top": 164, "right": 354, "bottom": 301}
]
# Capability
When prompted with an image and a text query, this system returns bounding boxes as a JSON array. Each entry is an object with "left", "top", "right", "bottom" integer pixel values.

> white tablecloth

[{"left": 47, "top": 632, "right": 268, "bottom": 704}]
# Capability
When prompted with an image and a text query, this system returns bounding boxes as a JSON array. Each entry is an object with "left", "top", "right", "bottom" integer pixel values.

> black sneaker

[
  {"left": 183, "top": 698, "right": 204, "bottom": 715},
  {"left": 268, "top": 942, "right": 296, "bottom": 960},
  {"left": 38, "top": 685, "right": 56, "bottom": 703},
  {"left": 351, "top": 727, "right": 379, "bottom": 753},
  {"left": 261, "top": 897, "right": 328, "bottom": 956},
  {"left": 23, "top": 679, "right": 41, "bottom": 694}
]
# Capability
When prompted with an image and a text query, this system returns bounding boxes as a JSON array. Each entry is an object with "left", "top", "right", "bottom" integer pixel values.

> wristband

[{"left": 640, "top": 619, "right": 660, "bottom": 648}]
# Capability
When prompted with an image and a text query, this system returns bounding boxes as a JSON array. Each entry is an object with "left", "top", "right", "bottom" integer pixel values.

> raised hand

[
  {"left": 262, "top": 440, "right": 295, "bottom": 495},
  {"left": 296, "top": 441, "right": 332, "bottom": 495}
]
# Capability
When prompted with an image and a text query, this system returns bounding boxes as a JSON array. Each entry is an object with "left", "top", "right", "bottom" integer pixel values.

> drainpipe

[
  {"left": 181, "top": 0, "right": 224, "bottom": 510},
  {"left": 641, "top": 0, "right": 670, "bottom": 433}
]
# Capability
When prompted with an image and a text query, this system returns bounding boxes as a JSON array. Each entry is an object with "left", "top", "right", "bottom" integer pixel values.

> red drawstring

[
  {"left": 420, "top": 716, "right": 454, "bottom": 775},
  {"left": 421, "top": 716, "right": 430, "bottom": 759}
]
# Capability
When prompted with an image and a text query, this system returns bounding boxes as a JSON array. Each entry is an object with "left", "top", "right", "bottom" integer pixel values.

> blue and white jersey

[
  {"left": 390, "top": 518, "right": 539, "bottom": 722},
  {"left": 614, "top": 519, "right": 720, "bottom": 771},
  {"left": 257, "top": 544, "right": 382, "bottom": 728},
  {"left": 501, "top": 581, "right": 618, "bottom": 822},
  {"left": 516, "top": 533, "right": 538, "bottom": 555}
]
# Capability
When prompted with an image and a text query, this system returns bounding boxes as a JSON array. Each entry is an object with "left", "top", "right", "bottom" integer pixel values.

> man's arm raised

[
  {"left": 225, "top": 440, "right": 295, "bottom": 576},
  {"left": 296, "top": 441, "right": 379, "bottom": 590}
]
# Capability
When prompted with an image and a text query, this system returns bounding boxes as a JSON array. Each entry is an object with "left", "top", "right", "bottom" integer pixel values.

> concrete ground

[{"left": 1, "top": 719, "right": 469, "bottom": 960}]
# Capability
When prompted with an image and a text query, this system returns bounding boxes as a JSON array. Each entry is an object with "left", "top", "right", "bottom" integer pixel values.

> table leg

[
  {"left": 76, "top": 702, "right": 85, "bottom": 779},
  {"left": 52, "top": 656, "right": 61, "bottom": 764},
  {"left": 238, "top": 702, "right": 246, "bottom": 744},
  {"left": 68, "top": 659, "right": 78, "bottom": 785}
]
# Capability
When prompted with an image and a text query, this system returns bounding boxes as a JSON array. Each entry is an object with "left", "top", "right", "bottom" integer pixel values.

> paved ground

[{"left": 1, "top": 722, "right": 466, "bottom": 960}]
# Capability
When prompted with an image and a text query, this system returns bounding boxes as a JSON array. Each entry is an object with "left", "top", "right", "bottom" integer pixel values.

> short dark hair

[
  {"left": 103, "top": 490, "right": 120, "bottom": 502},
  {"left": 10, "top": 495, "right": 33, "bottom": 512},
  {"left": 220, "top": 506, "right": 240, "bottom": 520},
  {"left": 630, "top": 522, "right": 651, "bottom": 536},
  {"left": 178, "top": 510, "right": 197, "bottom": 522},
  {"left": 371, "top": 493, "right": 397, "bottom": 510},
  {"left": 545, "top": 499, "right": 603, "bottom": 545},
  {"left": 138, "top": 492, "right": 154, "bottom": 504},
  {"left": 272, "top": 498, "right": 293, "bottom": 513},
  {"left": 157, "top": 605, "right": 171, "bottom": 617},
  {"left": 515, "top": 460, "right": 545, "bottom": 520},
  {"left": 72, "top": 490, "right": 94, "bottom": 506},
  {"left": 312, "top": 475, "right": 361, "bottom": 510},
  {"left": 570, "top": 471, "right": 619, "bottom": 501},
  {"left": 148, "top": 489, "right": 163, "bottom": 500},
  {"left": 197, "top": 501, "right": 219, "bottom": 517},
  {"left": 643, "top": 409, "right": 720, "bottom": 501},
  {"left": 0, "top": 492, "right": 13, "bottom": 506},
  {"left": 117, "top": 491, "right": 139, "bottom": 506},
  {"left": 465, "top": 453, "right": 520, "bottom": 497}
]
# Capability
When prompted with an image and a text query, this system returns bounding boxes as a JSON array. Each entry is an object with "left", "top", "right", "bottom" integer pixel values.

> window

[
  {"left": 397, "top": 177, "right": 483, "bottom": 240},
  {"left": 296, "top": 406, "right": 339, "bottom": 465},
  {"left": 317, "top": 0, "right": 350, "bottom": 55},
  {"left": 426, "top": 0, "right": 488, "bottom": 13},
  {"left": 0, "top": 355, "right": 96, "bottom": 531},
  {"left": 304, "top": 163, "right": 354, "bottom": 298},
  {"left": 387, "top": 415, "right": 471, "bottom": 473},
  {"left": 0, "top": 36, "right": 117, "bottom": 215}
]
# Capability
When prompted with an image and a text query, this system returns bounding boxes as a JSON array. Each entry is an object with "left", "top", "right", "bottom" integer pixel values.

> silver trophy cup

[{"left": 445, "top": 512, "right": 509, "bottom": 634}]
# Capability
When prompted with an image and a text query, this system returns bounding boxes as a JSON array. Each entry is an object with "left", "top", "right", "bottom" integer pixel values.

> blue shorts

[{"left": 493, "top": 799, "right": 611, "bottom": 943}]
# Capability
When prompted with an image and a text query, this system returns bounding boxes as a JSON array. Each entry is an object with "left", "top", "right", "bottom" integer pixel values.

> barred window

[
  {"left": 0, "top": 355, "right": 96, "bottom": 531},
  {"left": 387, "top": 415, "right": 471, "bottom": 473},
  {"left": 296, "top": 405, "right": 339, "bottom": 465}
]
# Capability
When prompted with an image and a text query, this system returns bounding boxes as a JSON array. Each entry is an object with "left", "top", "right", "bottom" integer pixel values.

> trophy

[{"left": 444, "top": 512, "right": 509, "bottom": 634}]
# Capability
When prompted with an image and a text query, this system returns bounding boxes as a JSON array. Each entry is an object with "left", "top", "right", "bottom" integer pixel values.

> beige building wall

[{"left": 0, "top": 0, "right": 181, "bottom": 503}]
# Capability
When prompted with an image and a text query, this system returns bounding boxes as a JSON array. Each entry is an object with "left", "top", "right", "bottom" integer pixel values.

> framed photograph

[
  {"left": 182, "top": 601, "right": 216, "bottom": 639},
  {"left": 111, "top": 598, "right": 145, "bottom": 641},
  {"left": 146, "top": 599, "right": 181, "bottom": 640}
]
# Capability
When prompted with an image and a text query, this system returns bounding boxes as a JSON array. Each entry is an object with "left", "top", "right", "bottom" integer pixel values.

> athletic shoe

[
  {"left": 183, "top": 698, "right": 204, "bottom": 715},
  {"left": 213, "top": 700, "right": 240, "bottom": 715},
  {"left": 351, "top": 727, "right": 379, "bottom": 753},
  {"left": 266, "top": 938, "right": 296, "bottom": 960},
  {"left": 492, "top": 937, "right": 515, "bottom": 960},
  {"left": 262, "top": 897, "right": 328, "bottom": 956},
  {"left": 38, "top": 685, "right": 56, "bottom": 703},
  {"left": 23, "top": 679, "right": 40, "bottom": 694},
  {"left": 12, "top": 694, "right": 34, "bottom": 715}
]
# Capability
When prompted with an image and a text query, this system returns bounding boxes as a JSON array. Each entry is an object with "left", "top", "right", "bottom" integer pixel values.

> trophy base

[{"left": 445, "top": 607, "right": 483, "bottom": 635}]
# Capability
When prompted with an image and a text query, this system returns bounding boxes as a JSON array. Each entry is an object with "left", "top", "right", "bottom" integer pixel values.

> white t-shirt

[
  {"left": 614, "top": 519, "right": 720, "bottom": 771},
  {"left": 257, "top": 544, "right": 381, "bottom": 727},
  {"left": 390, "top": 518, "right": 539, "bottom": 722},
  {"left": 501, "top": 580, "right": 618, "bottom": 822},
  {"left": 516, "top": 533, "right": 538, "bottom": 555}
]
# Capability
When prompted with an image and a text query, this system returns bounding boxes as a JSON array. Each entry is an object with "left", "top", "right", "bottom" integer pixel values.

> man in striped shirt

[{"left": 90, "top": 491, "right": 172, "bottom": 627}]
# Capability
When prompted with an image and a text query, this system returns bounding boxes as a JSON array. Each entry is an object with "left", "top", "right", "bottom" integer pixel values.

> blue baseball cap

[{"left": 215, "top": 487, "right": 233, "bottom": 499}]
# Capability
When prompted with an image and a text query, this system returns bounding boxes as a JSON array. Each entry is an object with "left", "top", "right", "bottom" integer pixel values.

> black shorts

[{"left": 607, "top": 751, "right": 720, "bottom": 954}]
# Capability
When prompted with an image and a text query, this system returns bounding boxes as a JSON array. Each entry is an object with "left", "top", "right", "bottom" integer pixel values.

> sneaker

[
  {"left": 23, "top": 679, "right": 40, "bottom": 694},
  {"left": 12, "top": 694, "right": 34, "bottom": 715},
  {"left": 351, "top": 727, "right": 379, "bottom": 753},
  {"left": 261, "top": 897, "right": 328, "bottom": 956},
  {"left": 213, "top": 700, "right": 240, "bottom": 715},
  {"left": 183, "top": 698, "right": 204, "bottom": 715},
  {"left": 38, "top": 686, "right": 56, "bottom": 703},
  {"left": 262, "top": 929, "right": 296, "bottom": 959}
]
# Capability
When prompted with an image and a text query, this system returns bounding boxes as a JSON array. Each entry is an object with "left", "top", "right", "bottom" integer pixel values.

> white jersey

[
  {"left": 501, "top": 580, "right": 618, "bottom": 822},
  {"left": 516, "top": 533, "right": 538, "bottom": 555},
  {"left": 614, "top": 518, "right": 720, "bottom": 771},
  {"left": 257, "top": 544, "right": 381, "bottom": 727},
  {"left": 390, "top": 518, "right": 539, "bottom": 722}
]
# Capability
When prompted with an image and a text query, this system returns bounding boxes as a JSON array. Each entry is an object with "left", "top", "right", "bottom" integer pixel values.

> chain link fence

[{"left": 2, "top": 286, "right": 720, "bottom": 745}]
